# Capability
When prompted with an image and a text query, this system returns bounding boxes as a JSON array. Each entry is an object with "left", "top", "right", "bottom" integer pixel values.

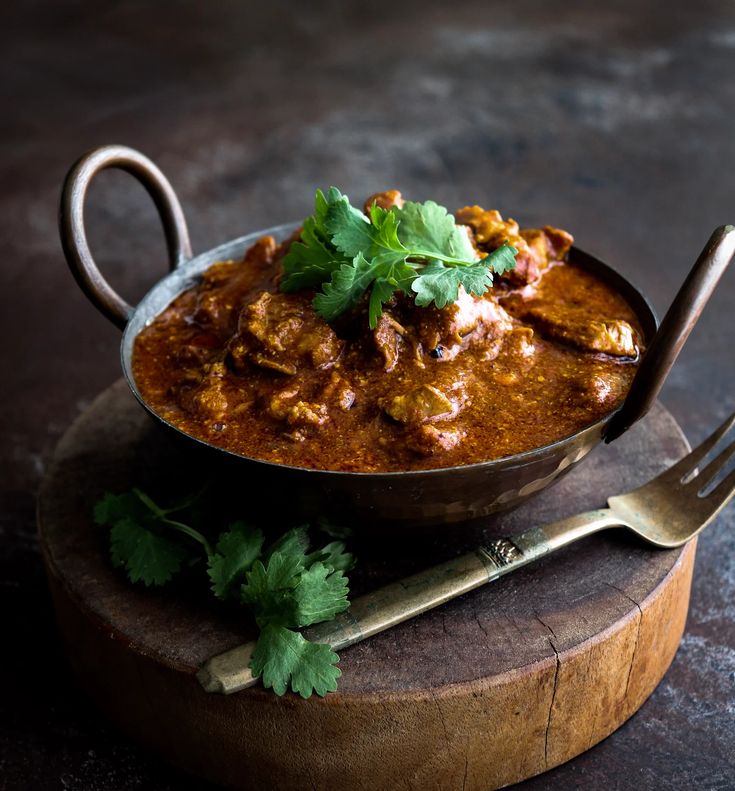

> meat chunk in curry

[
  {"left": 133, "top": 195, "right": 642, "bottom": 472},
  {"left": 228, "top": 291, "right": 343, "bottom": 376},
  {"left": 455, "top": 205, "right": 574, "bottom": 287}
]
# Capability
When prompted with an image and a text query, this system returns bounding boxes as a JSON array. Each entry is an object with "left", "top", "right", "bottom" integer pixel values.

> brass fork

[{"left": 199, "top": 411, "right": 735, "bottom": 694}]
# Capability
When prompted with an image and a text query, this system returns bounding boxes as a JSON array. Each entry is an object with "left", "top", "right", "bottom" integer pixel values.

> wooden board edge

[{"left": 41, "top": 538, "right": 695, "bottom": 790}]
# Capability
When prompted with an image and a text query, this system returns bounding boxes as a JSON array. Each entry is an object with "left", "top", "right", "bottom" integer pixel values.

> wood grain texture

[{"left": 38, "top": 382, "right": 695, "bottom": 789}]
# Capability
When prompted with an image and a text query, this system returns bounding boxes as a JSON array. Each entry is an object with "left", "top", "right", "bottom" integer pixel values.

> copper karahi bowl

[{"left": 60, "top": 145, "right": 734, "bottom": 528}]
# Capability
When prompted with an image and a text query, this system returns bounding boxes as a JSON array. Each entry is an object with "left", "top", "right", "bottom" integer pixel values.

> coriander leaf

[
  {"left": 304, "top": 541, "right": 354, "bottom": 573},
  {"left": 366, "top": 253, "right": 417, "bottom": 328},
  {"left": 250, "top": 623, "right": 341, "bottom": 698},
  {"left": 369, "top": 278, "right": 398, "bottom": 328},
  {"left": 314, "top": 252, "right": 416, "bottom": 327},
  {"left": 241, "top": 533, "right": 353, "bottom": 629},
  {"left": 366, "top": 204, "right": 407, "bottom": 258},
  {"left": 110, "top": 517, "right": 190, "bottom": 586},
  {"left": 324, "top": 193, "right": 377, "bottom": 257},
  {"left": 411, "top": 249, "right": 513, "bottom": 307},
  {"left": 313, "top": 252, "right": 380, "bottom": 321},
  {"left": 315, "top": 193, "right": 514, "bottom": 322},
  {"left": 96, "top": 489, "right": 206, "bottom": 585},
  {"left": 382, "top": 256, "right": 417, "bottom": 292},
  {"left": 455, "top": 260, "right": 496, "bottom": 297},
  {"left": 94, "top": 492, "right": 145, "bottom": 526},
  {"left": 324, "top": 197, "right": 407, "bottom": 261},
  {"left": 241, "top": 551, "right": 305, "bottom": 626},
  {"left": 283, "top": 187, "right": 518, "bottom": 329},
  {"left": 264, "top": 525, "right": 310, "bottom": 560},
  {"left": 291, "top": 562, "right": 350, "bottom": 627},
  {"left": 280, "top": 221, "right": 349, "bottom": 291},
  {"left": 281, "top": 189, "right": 355, "bottom": 291},
  {"left": 314, "top": 186, "right": 331, "bottom": 229},
  {"left": 393, "top": 200, "right": 477, "bottom": 261},
  {"left": 96, "top": 485, "right": 355, "bottom": 698},
  {"left": 243, "top": 552, "right": 304, "bottom": 597},
  {"left": 207, "top": 521, "right": 264, "bottom": 600},
  {"left": 411, "top": 260, "right": 466, "bottom": 309},
  {"left": 483, "top": 243, "right": 518, "bottom": 275}
]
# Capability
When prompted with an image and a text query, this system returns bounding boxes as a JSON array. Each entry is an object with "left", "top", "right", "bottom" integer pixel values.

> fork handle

[{"left": 197, "top": 509, "right": 619, "bottom": 695}]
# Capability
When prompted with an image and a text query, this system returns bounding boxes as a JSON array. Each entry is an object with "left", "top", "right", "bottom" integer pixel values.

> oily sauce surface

[{"left": 133, "top": 221, "right": 643, "bottom": 472}]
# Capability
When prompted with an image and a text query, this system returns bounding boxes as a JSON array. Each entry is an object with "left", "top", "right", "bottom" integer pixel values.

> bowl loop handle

[
  {"left": 59, "top": 145, "right": 192, "bottom": 330},
  {"left": 605, "top": 224, "right": 735, "bottom": 442}
]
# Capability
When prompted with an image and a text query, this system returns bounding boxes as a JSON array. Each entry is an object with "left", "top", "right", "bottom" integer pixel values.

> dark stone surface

[{"left": 2, "top": 1, "right": 734, "bottom": 788}]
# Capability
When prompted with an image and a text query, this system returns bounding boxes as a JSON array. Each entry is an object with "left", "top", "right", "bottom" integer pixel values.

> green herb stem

[
  {"left": 407, "top": 250, "right": 485, "bottom": 267},
  {"left": 161, "top": 516, "right": 214, "bottom": 557},
  {"left": 133, "top": 487, "right": 213, "bottom": 557}
]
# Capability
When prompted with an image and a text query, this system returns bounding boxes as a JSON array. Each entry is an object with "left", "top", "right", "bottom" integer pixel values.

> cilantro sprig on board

[
  {"left": 280, "top": 188, "right": 517, "bottom": 327},
  {"left": 94, "top": 490, "right": 354, "bottom": 699}
]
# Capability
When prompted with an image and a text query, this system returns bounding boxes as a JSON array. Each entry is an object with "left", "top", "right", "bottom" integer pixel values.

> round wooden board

[{"left": 38, "top": 381, "right": 695, "bottom": 791}]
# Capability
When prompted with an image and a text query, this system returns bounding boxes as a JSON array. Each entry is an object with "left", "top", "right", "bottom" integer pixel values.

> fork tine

[
  {"left": 705, "top": 465, "right": 735, "bottom": 512},
  {"left": 661, "top": 409, "right": 735, "bottom": 483},
  {"left": 694, "top": 437, "right": 735, "bottom": 491}
]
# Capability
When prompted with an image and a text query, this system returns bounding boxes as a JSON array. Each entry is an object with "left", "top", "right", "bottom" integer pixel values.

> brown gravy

[{"left": 133, "top": 208, "right": 642, "bottom": 472}]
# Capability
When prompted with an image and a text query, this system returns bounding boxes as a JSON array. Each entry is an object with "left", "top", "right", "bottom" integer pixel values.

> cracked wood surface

[{"left": 37, "top": 383, "right": 695, "bottom": 789}]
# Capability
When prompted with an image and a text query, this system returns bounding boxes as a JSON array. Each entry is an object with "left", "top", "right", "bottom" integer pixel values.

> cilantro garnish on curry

[
  {"left": 132, "top": 190, "right": 642, "bottom": 471},
  {"left": 281, "top": 188, "right": 517, "bottom": 325}
]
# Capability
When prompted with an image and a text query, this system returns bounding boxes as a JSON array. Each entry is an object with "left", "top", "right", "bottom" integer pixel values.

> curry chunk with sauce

[{"left": 133, "top": 197, "right": 642, "bottom": 472}]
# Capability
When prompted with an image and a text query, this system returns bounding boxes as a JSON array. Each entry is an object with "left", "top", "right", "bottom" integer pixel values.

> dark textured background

[{"left": 3, "top": 1, "right": 735, "bottom": 788}]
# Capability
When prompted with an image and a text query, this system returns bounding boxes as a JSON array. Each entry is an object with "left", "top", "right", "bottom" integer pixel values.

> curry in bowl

[{"left": 132, "top": 190, "right": 642, "bottom": 473}]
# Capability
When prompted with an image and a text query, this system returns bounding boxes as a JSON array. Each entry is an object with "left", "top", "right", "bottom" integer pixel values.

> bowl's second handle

[
  {"left": 59, "top": 145, "right": 192, "bottom": 329},
  {"left": 606, "top": 224, "right": 735, "bottom": 442}
]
